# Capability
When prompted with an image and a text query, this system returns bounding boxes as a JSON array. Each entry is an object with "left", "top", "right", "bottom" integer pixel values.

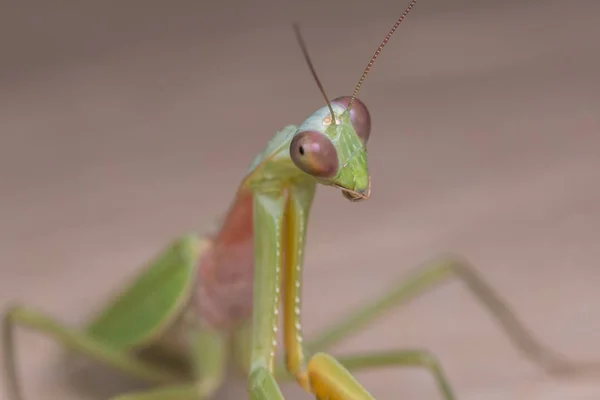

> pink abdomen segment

[{"left": 195, "top": 188, "right": 256, "bottom": 330}]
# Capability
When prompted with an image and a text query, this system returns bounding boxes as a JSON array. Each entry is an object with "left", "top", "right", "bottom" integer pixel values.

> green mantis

[{"left": 3, "top": 1, "right": 599, "bottom": 399}]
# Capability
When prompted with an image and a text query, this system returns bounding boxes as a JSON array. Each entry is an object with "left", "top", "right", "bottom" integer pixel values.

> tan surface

[{"left": 2, "top": 1, "right": 600, "bottom": 399}]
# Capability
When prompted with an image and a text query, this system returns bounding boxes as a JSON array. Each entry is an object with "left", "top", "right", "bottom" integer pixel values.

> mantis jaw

[{"left": 336, "top": 177, "right": 371, "bottom": 202}]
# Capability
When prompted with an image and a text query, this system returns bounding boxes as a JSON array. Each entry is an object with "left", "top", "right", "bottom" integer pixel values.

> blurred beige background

[{"left": 1, "top": 1, "right": 600, "bottom": 399}]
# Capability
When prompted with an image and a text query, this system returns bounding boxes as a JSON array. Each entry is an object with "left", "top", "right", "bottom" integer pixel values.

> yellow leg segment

[
  {"left": 281, "top": 184, "right": 377, "bottom": 398},
  {"left": 306, "top": 352, "right": 374, "bottom": 400}
]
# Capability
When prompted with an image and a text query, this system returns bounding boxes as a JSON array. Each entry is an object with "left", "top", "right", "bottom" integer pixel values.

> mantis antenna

[
  {"left": 293, "top": 0, "right": 420, "bottom": 123},
  {"left": 292, "top": 23, "right": 337, "bottom": 125},
  {"left": 347, "top": 0, "right": 420, "bottom": 110}
]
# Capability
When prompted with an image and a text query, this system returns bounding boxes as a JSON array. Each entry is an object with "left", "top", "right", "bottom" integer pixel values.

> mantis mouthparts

[{"left": 337, "top": 178, "right": 371, "bottom": 202}]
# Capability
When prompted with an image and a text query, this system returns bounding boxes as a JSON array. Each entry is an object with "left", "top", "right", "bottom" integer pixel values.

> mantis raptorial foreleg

[{"left": 247, "top": 187, "right": 378, "bottom": 399}]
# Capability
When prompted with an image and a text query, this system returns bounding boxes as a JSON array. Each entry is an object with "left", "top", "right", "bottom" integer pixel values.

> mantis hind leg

[
  {"left": 3, "top": 305, "right": 228, "bottom": 400},
  {"left": 106, "top": 327, "right": 228, "bottom": 400},
  {"left": 305, "top": 254, "right": 598, "bottom": 374},
  {"left": 283, "top": 255, "right": 600, "bottom": 399},
  {"left": 2, "top": 305, "right": 183, "bottom": 400},
  {"left": 272, "top": 349, "right": 455, "bottom": 399}
]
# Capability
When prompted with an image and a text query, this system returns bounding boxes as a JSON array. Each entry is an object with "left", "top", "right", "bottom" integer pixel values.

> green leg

[
  {"left": 229, "top": 324, "right": 285, "bottom": 399},
  {"left": 249, "top": 367, "right": 286, "bottom": 400},
  {"left": 334, "top": 349, "right": 455, "bottom": 400},
  {"left": 108, "top": 327, "right": 227, "bottom": 400},
  {"left": 110, "top": 385, "right": 211, "bottom": 400},
  {"left": 304, "top": 254, "right": 598, "bottom": 376},
  {"left": 269, "top": 254, "right": 599, "bottom": 399},
  {"left": 271, "top": 349, "right": 454, "bottom": 399},
  {"left": 2, "top": 305, "right": 183, "bottom": 400},
  {"left": 273, "top": 345, "right": 455, "bottom": 399}
]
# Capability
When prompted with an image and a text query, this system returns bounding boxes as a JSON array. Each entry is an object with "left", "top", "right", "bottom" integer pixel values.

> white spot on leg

[
  {"left": 293, "top": 208, "right": 306, "bottom": 345},
  {"left": 269, "top": 224, "right": 282, "bottom": 361}
]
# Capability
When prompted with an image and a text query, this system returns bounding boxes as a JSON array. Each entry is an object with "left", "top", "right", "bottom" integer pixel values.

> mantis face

[{"left": 289, "top": 96, "right": 371, "bottom": 202}]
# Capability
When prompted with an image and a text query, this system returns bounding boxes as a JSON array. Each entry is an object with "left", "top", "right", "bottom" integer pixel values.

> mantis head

[
  {"left": 289, "top": 95, "right": 371, "bottom": 202},
  {"left": 288, "top": 0, "right": 419, "bottom": 202}
]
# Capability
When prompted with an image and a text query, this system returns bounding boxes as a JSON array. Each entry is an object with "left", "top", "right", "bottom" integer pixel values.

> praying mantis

[{"left": 3, "top": 1, "right": 599, "bottom": 399}]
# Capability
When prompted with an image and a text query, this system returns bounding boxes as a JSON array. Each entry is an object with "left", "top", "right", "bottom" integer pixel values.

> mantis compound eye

[
  {"left": 290, "top": 130, "right": 339, "bottom": 178},
  {"left": 332, "top": 96, "right": 371, "bottom": 145}
]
